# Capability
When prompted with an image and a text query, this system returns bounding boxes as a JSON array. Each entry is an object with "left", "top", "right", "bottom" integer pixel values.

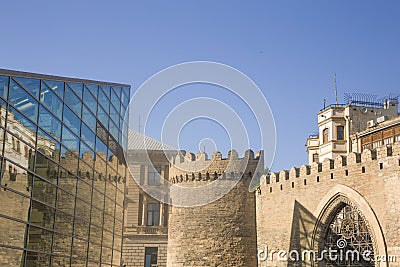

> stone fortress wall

[
  {"left": 257, "top": 141, "right": 400, "bottom": 267},
  {"left": 167, "top": 149, "right": 264, "bottom": 267}
]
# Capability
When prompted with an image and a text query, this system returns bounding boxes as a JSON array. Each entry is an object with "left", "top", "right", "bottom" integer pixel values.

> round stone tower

[{"left": 167, "top": 149, "right": 263, "bottom": 267}]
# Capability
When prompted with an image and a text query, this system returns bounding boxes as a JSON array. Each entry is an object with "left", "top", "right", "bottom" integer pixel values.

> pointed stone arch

[{"left": 311, "top": 184, "right": 387, "bottom": 267}]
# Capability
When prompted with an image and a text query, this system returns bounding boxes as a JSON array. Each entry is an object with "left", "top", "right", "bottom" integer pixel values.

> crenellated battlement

[
  {"left": 169, "top": 149, "right": 263, "bottom": 184},
  {"left": 260, "top": 141, "right": 400, "bottom": 194}
]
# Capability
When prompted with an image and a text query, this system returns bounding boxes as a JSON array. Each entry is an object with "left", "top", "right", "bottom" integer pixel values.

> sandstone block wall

[
  {"left": 167, "top": 150, "right": 263, "bottom": 267},
  {"left": 257, "top": 142, "right": 400, "bottom": 267}
]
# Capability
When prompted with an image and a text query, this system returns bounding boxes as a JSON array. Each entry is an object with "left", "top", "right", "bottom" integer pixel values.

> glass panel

[
  {"left": 65, "top": 85, "right": 82, "bottom": 117},
  {"left": 74, "top": 217, "right": 90, "bottom": 242},
  {"left": 80, "top": 142, "right": 94, "bottom": 163},
  {"left": 102, "top": 85, "right": 111, "bottom": 99},
  {"left": 82, "top": 105, "right": 96, "bottom": 133},
  {"left": 84, "top": 87, "right": 97, "bottom": 115},
  {"left": 97, "top": 106, "right": 109, "bottom": 132},
  {"left": 0, "top": 246, "right": 24, "bottom": 266},
  {"left": 88, "top": 242, "right": 101, "bottom": 262},
  {"left": 71, "top": 259, "right": 88, "bottom": 267},
  {"left": 32, "top": 176, "right": 57, "bottom": 207},
  {"left": 103, "top": 213, "right": 114, "bottom": 235},
  {"left": 60, "top": 145, "right": 79, "bottom": 174},
  {"left": 0, "top": 216, "right": 27, "bottom": 248},
  {"left": 71, "top": 243, "right": 88, "bottom": 262},
  {"left": 0, "top": 189, "right": 30, "bottom": 221},
  {"left": 67, "top": 82, "right": 83, "bottom": 99},
  {"left": 95, "top": 136, "right": 107, "bottom": 156},
  {"left": 1, "top": 156, "right": 34, "bottom": 189},
  {"left": 62, "top": 126, "right": 80, "bottom": 153},
  {"left": 37, "top": 128, "right": 60, "bottom": 161},
  {"left": 110, "top": 88, "right": 120, "bottom": 111},
  {"left": 26, "top": 224, "right": 53, "bottom": 252},
  {"left": 8, "top": 106, "right": 38, "bottom": 135},
  {"left": 0, "top": 75, "right": 9, "bottom": 100},
  {"left": 105, "top": 180, "right": 116, "bottom": 202},
  {"left": 109, "top": 104, "right": 119, "bottom": 127},
  {"left": 9, "top": 79, "right": 39, "bottom": 123},
  {"left": 92, "top": 189, "right": 104, "bottom": 211},
  {"left": 26, "top": 250, "right": 50, "bottom": 267},
  {"left": 38, "top": 105, "right": 62, "bottom": 142},
  {"left": 94, "top": 169, "right": 106, "bottom": 190},
  {"left": 29, "top": 199, "right": 55, "bottom": 229},
  {"left": 14, "top": 77, "right": 40, "bottom": 99},
  {"left": 52, "top": 233, "right": 72, "bottom": 256},
  {"left": 85, "top": 84, "right": 98, "bottom": 99},
  {"left": 81, "top": 123, "right": 95, "bottom": 151},
  {"left": 112, "top": 86, "right": 122, "bottom": 99},
  {"left": 40, "top": 82, "right": 63, "bottom": 120},
  {"left": 56, "top": 186, "right": 76, "bottom": 215},
  {"left": 43, "top": 79, "right": 64, "bottom": 99},
  {"left": 101, "top": 245, "right": 113, "bottom": 264},
  {"left": 90, "top": 205, "right": 103, "bottom": 227},
  {"left": 54, "top": 209, "right": 74, "bottom": 236},
  {"left": 98, "top": 88, "right": 110, "bottom": 115},
  {"left": 76, "top": 178, "right": 92, "bottom": 203},
  {"left": 63, "top": 106, "right": 81, "bottom": 137},
  {"left": 109, "top": 121, "right": 118, "bottom": 141},
  {"left": 74, "top": 197, "right": 91, "bottom": 225},
  {"left": 89, "top": 223, "right": 102, "bottom": 246}
]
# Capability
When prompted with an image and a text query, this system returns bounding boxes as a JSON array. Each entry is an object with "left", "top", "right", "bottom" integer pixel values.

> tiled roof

[{"left": 127, "top": 130, "right": 178, "bottom": 151}]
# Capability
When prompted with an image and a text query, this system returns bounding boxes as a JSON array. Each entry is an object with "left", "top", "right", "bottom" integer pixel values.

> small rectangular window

[
  {"left": 323, "top": 128, "right": 329, "bottom": 144},
  {"left": 337, "top": 126, "right": 344, "bottom": 140},
  {"left": 144, "top": 247, "right": 158, "bottom": 267},
  {"left": 148, "top": 166, "right": 161, "bottom": 185},
  {"left": 313, "top": 153, "right": 319, "bottom": 163},
  {"left": 146, "top": 203, "right": 160, "bottom": 226}
]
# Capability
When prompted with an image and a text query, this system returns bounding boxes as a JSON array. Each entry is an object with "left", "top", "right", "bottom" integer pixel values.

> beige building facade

[
  {"left": 122, "top": 130, "right": 177, "bottom": 267},
  {"left": 306, "top": 98, "right": 398, "bottom": 164}
]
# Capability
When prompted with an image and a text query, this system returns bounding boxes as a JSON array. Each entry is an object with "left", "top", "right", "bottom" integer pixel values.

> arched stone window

[{"left": 319, "top": 203, "right": 374, "bottom": 266}]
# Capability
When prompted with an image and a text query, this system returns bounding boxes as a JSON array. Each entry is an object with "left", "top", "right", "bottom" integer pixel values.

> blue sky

[{"left": 1, "top": 1, "right": 399, "bottom": 171}]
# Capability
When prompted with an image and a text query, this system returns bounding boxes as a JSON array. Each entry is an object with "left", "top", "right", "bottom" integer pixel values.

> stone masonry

[
  {"left": 257, "top": 142, "right": 400, "bottom": 267},
  {"left": 167, "top": 149, "right": 264, "bottom": 267}
]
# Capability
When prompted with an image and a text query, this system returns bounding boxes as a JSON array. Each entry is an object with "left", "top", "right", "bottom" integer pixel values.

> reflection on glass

[
  {"left": 43, "top": 79, "right": 64, "bottom": 99},
  {"left": 38, "top": 105, "right": 62, "bottom": 141},
  {"left": 0, "top": 75, "right": 9, "bottom": 100},
  {"left": 0, "top": 72, "right": 128, "bottom": 266},
  {"left": 9, "top": 80, "right": 39, "bottom": 123},
  {"left": 86, "top": 84, "right": 98, "bottom": 99},
  {"left": 83, "top": 87, "right": 97, "bottom": 116},
  {"left": 81, "top": 123, "right": 95, "bottom": 151},
  {"left": 98, "top": 88, "right": 110, "bottom": 116},
  {"left": 62, "top": 126, "right": 79, "bottom": 153},
  {"left": 40, "top": 82, "right": 63, "bottom": 120},
  {"left": 97, "top": 106, "right": 109, "bottom": 131},
  {"left": 63, "top": 106, "right": 81, "bottom": 137},
  {"left": 82, "top": 105, "right": 97, "bottom": 133},
  {"left": 110, "top": 88, "right": 119, "bottom": 112},
  {"left": 14, "top": 77, "right": 40, "bottom": 99},
  {"left": 65, "top": 85, "right": 82, "bottom": 116},
  {"left": 67, "top": 82, "right": 83, "bottom": 99}
]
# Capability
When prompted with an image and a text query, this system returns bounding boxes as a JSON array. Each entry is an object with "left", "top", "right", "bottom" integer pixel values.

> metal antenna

[{"left": 334, "top": 73, "right": 339, "bottom": 105}]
